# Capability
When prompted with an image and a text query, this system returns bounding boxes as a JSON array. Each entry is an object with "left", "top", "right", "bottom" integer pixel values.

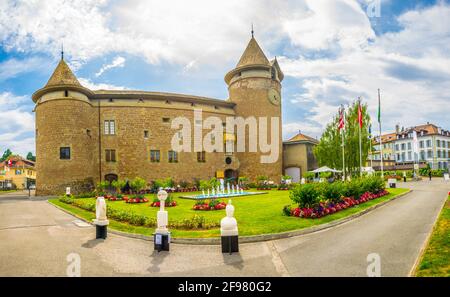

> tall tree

[
  {"left": 26, "top": 152, "right": 36, "bottom": 162},
  {"left": 314, "top": 100, "right": 371, "bottom": 175},
  {"left": 0, "top": 149, "right": 12, "bottom": 162}
]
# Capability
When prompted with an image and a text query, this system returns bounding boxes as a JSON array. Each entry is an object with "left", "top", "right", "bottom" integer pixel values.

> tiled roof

[
  {"left": 398, "top": 123, "right": 450, "bottom": 137},
  {"left": 45, "top": 59, "right": 81, "bottom": 87},
  {"left": 373, "top": 133, "right": 397, "bottom": 144},
  {"left": 285, "top": 133, "right": 319, "bottom": 144},
  {"left": 236, "top": 37, "right": 270, "bottom": 68},
  {"left": 0, "top": 156, "right": 35, "bottom": 168}
]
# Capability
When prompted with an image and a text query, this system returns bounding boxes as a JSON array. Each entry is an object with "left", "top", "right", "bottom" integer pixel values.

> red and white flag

[
  {"left": 358, "top": 101, "right": 363, "bottom": 129},
  {"left": 7, "top": 159, "right": 12, "bottom": 167},
  {"left": 338, "top": 106, "right": 345, "bottom": 131}
]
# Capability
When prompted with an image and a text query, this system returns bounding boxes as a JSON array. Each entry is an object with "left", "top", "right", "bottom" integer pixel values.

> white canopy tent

[{"left": 311, "top": 166, "right": 342, "bottom": 174}]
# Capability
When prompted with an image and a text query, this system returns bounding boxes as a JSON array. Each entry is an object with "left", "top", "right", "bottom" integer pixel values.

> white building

[{"left": 394, "top": 123, "right": 450, "bottom": 170}]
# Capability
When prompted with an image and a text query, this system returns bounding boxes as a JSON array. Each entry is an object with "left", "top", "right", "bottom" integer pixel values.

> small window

[
  {"left": 144, "top": 130, "right": 149, "bottom": 139},
  {"left": 64, "top": 90, "right": 69, "bottom": 97},
  {"left": 104, "top": 120, "right": 115, "bottom": 135},
  {"left": 197, "top": 151, "right": 206, "bottom": 163},
  {"left": 168, "top": 151, "right": 178, "bottom": 163},
  {"left": 60, "top": 147, "right": 71, "bottom": 160},
  {"left": 108, "top": 98, "right": 114, "bottom": 102},
  {"left": 150, "top": 150, "right": 160, "bottom": 163},
  {"left": 162, "top": 117, "right": 170, "bottom": 123},
  {"left": 105, "top": 149, "right": 116, "bottom": 162}
]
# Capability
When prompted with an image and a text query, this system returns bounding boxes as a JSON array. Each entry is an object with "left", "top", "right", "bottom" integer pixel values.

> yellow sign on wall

[{"left": 216, "top": 170, "right": 224, "bottom": 178}]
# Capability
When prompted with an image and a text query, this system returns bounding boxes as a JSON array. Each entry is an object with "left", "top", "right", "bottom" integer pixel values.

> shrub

[
  {"left": 96, "top": 181, "right": 110, "bottom": 195},
  {"left": 199, "top": 177, "right": 220, "bottom": 190},
  {"left": 321, "top": 182, "right": 343, "bottom": 203},
  {"left": 303, "top": 172, "right": 315, "bottom": 181},
  {"left": 111, "top": 180, "right": 126, "bottom": 194},
  {"left": 130, "top": 177, "right": 147, "bottom": 193},
  {"left": 74, "top": 192, "right": 96, "bottom": 198},
  {"left": 342, "top": 179, "right": 365, "bottom": 199},
  {"left": 59, "top": 196, "right": 74, "bottom": 204},
  {"left": 362, "top": 176, "right": 385, "bottom": 193},
  {"left": 282, "top": 205, "right": 292, "bottom": 216},
  {"left": 319, "top": 172, "right": 332, "bottom": 179},
  {"left": 290, "top": 183, "right": 321, "bottom": 208}
]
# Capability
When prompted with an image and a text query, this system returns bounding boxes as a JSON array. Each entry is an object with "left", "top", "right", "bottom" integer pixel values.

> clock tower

[{"left": 224, "top": 35, "right": 284, "bottom": 182}]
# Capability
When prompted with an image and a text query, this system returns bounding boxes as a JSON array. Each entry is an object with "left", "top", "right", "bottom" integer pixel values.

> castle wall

[
  {"left": 35, "top": 94, "right": 241, "bottom": 194},
  {"left": 35, "top": 97, "right": 97, "bottom": 195}
]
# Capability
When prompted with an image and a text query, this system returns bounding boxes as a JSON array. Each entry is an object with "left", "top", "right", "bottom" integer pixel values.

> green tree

[
  {"left": 0, "top": 149, "right": 12, "bottom": 162},
  {"left": 314, "top": 100, "right": 371, "bottom": 175},
  {"left": 26, "top": 152, "right": 36, "bottom": 162}
]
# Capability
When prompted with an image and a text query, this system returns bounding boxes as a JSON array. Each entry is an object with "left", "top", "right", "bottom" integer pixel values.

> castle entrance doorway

[
  {"left": 224, "top": 169, "right": 238, "bottom": 183},
  {"left": 104, "top": 174, "right": 118, "bottom": 192}
]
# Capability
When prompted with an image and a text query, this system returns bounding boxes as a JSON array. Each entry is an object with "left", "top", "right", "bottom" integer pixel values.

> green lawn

[
  {"left": 0, "top": 190, "right": 17, "bottom": 195},
  {"left": 415, "top": 195, "right": 450, "bottom": 277},
  {"left": 49, "top": 187, "right": 409, "bottom": 238}
]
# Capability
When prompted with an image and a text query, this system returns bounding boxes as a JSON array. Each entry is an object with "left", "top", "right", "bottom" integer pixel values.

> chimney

[{"left": 395, "top": 124, "right": 400, "bottom": 134}]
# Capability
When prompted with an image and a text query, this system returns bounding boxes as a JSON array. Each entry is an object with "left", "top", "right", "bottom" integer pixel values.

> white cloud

[
  {"left": 95, "top": 56, "right": 126, "bottom": 77},
  {"left": 0, "top": 92, "right": 35, "bottom": 156},
  {"left": 78, "top": 78, "right": 128, "bottom": 90},
  {"left": 0, "top": 57, "right": 46, "bottom": 81},
  {"left": 280, "top": 2, "right": 450, "bottom": 137}
]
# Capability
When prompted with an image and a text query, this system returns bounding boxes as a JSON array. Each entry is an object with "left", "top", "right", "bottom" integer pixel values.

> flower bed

[
  {"left": 193, "top": 199, "right": 227, "bottom": 211},
  {"left": 150, "top": 200, "right": 177, "bottom": 207},
  {"left": 286, "top": 190, "right": 389, "bottom": 219},
  {"left": 125, "top": 196, "right": 149, "bottom": 203}
]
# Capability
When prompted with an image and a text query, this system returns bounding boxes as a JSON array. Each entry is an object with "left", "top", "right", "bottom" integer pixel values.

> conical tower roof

[
  {"left": 45, "top": 59, "right": 81, "bottom": 87},
  {"left": 236, "top": 37, "right": 270, "bottom": 68}
]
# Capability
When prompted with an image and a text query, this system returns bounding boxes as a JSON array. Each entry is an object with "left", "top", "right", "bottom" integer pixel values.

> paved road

[{"left": 0, "top": 180, "right": 448, "bottom": 276}]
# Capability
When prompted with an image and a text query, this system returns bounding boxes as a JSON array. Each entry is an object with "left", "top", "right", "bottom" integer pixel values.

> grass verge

[{"left": 415, "top": 195, "right": 450, "bottom": 277}]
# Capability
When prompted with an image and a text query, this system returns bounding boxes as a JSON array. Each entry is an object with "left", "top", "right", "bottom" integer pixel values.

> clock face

[{"left": 268, "top": 89, "right": 281, "bottom": 106}]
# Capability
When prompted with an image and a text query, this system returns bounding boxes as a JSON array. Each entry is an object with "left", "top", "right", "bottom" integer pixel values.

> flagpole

[
  {"left": 358, "top": 98, "right": 363, "bottom": 177},
  {"left": 342, "top": 124, "right": 346, "bottom": 181},
  {"left": 339, "top": 105, "right": 346, "bottom": 181},
  {"left": 378, "top": 89, "right": 384, "bottom": 178}
]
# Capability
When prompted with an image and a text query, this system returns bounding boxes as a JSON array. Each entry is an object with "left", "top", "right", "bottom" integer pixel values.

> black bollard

[
  {"left": 154, "top": 233, "right": 170, "bottom": 252},
  {"left": 96, "top": 225, "right": 107, "bottom": 239},
  {"left": 221, "top": 235, "right": 239, "bottom": 254}
]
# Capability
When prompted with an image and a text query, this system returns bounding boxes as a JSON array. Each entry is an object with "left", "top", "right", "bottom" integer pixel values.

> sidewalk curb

[
  {"left": 48, "top": 189, "right": 412, "bottom": 245},
  {"left": 408, "top": 194, "right": 448, "bottom": 277}
]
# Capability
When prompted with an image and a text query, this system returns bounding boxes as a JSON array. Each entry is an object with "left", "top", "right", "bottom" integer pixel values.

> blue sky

[{"left": 0, "top": 0, "right": 449, "bottom": 156}]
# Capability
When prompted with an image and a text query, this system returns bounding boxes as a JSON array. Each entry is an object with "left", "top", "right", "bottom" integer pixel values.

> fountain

[{"left": 179, "top": 182, "right": 267, "bottom": 200}]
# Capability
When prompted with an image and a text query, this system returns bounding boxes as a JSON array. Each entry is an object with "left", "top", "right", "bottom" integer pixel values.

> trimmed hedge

[{"left": 58, "top": 197, "right": 219, "bottom": 230}]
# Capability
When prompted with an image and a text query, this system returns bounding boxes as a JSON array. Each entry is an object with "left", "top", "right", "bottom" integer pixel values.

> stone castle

[{"left": 32, "top": 36, "right": 284, "bottom": 195}]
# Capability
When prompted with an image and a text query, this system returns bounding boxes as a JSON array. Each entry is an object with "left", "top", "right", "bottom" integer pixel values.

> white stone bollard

[
  {"left": 220, "top": 200, "right": 239, "bottom": 254},
  {"left": 93, "top": 196, "right": 109, "bottom": 239},
  {"left": 155, "top": 190, "right": 170, "bottom": 251}
]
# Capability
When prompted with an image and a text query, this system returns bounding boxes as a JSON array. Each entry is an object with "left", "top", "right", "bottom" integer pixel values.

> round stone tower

[
  {"left": 32, "top": 57, "right": 97, "bottom": 195},
  {"left": 225, "top": 36, "right": 284, "bottom": 183}
]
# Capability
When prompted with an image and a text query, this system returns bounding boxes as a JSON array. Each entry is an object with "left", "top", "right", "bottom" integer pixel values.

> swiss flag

[{"left": 7, "top": 159, "right": 12, "bottom": 167}]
